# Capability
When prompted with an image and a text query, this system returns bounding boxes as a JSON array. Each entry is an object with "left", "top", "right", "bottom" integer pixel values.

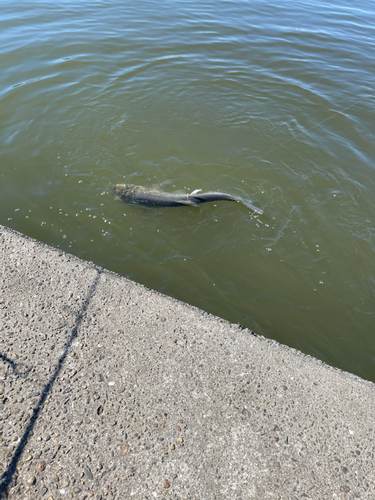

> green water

[{"left": 1, "top": 0, "right": 374, "bottom": 381}]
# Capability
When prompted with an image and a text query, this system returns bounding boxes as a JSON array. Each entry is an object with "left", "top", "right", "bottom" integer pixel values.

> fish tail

[{"left": 239, "top": 199, "right": 263, "bottom": 214}]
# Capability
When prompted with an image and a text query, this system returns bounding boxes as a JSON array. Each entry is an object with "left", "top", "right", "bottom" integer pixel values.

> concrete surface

[{"left": 0, "top": 224, "right": 374, "bottom": 500}]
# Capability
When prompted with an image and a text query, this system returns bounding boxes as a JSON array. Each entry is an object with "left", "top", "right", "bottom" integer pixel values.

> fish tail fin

[{"left": 240, "top": 199, "right": 263, "bottom": 214}]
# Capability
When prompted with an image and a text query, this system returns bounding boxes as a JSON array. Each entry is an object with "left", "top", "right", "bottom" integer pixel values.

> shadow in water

[{"left": 0, "top": 269, "right": 102, "bottom": 497}]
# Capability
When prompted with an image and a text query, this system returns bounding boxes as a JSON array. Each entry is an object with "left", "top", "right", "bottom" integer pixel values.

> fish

[{"left": 112, "top": 184, "right": 263, "bottom": 214}]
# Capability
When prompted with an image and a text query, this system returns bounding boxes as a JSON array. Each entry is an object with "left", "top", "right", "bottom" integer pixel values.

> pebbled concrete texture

[{"left": 0, "top": 224, "right": 374, "bottom": 500}]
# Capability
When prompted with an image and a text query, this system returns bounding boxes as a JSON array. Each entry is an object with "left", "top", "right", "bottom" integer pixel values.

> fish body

[{"left": 113, "top": 184, "right": 263, "bottom": 214}]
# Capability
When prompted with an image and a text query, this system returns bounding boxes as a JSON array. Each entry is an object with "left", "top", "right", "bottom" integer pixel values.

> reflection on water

[{"left": 1, "top": 0, "right": 375, "bottom": 381}]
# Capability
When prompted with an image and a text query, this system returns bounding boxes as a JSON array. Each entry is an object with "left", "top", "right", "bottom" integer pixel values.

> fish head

[
  {"left": 112, "top": 184, "right": 126, "bottom": 199},
  {"left": 112, "top": 184, "right": 134, "bottom": 200},
  {"left": 112, "top": 184, "right": 146, "bottom": 203}
]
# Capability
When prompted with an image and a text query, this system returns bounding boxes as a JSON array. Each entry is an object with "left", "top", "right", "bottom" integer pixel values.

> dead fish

[{"left": 113, "top": 184, "right": 263, "bottom": 214}]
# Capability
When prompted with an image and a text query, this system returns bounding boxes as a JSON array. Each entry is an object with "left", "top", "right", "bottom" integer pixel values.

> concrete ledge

[{"left": 0, "top": 224, "right": 374, "bottom": 499}]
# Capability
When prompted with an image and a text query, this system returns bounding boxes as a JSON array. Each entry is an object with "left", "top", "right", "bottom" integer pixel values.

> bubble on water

[
  {"left": 15, "top": 208, "right": 20, "bottom": 212},
  {"left": 78, "top": 180, "right": 82, "bottom": 183},
  {"left": 266, "top": 247, "right": 272, "bottom": 252},
  {"left": 63, "top": 234, "right": 67, "bottom": 239},
  {"left": 319, "top": 281, "right": 324, "bottom": 284},
  {"left": 93, "top": 215, "right": 97, "bottom": 219},
  {"left": 41, "top": 221, "right": 46, "bottom": 226},
  {"left": 7, "top": 218, "right": 12, "bottom": 221}
]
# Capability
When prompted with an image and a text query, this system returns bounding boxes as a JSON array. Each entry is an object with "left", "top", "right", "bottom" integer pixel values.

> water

[{"left": 1, "top": 0, "right": 374, "bottom": 381}]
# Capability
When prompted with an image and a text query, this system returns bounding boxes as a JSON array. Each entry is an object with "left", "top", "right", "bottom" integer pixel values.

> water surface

[{"left": 1, "top": 0, "right": 375, "bottom": 380}]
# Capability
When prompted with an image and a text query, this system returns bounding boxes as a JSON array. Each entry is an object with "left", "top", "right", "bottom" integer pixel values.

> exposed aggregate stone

[{"left": 1, "top": 225, "right": 375, "bottom": 499}]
